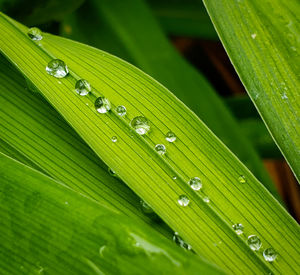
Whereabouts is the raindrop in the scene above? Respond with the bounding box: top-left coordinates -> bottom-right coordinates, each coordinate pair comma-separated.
232,223 -> 244,235
95,97 -> 111,113
116,105 -> 127,116
75,79 -> 91,96
172,176 -> 177,180
46,59 -> 69,78
108,168 -> 116,176
165,131 -> 176,142
130,116 -> 150,135
111,136 -> 118,143
173,232 -> 192,251
27,27 -> 43,41
263,248 -> 277,262
178,195 -> 190,207
247,235 -> 262,251
238,175 -> 246,183
155,144 -> 166,155
140,200 -> 154,214
188,177 -> 202,191
203,196 -> 210,203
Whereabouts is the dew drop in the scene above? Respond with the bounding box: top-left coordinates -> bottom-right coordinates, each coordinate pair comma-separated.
188,177 -> 202,191
140,200 -> 154,214
251,33 -> 257,39
203,196 -> 210,203
165,131 -> 176,142
238,175 -> 246,183
46,59 -> 69,78
75,79 -> 91,96
173,232 -> 192,251
27,27 -> 43,41
116,105 -> 127,116
111,136 -> 118,143
232,223 -> 244,235
155,144 -> 166,155
95,97 -> 111,113
247,235 -> 262,251
263,248 -> 277,262
178,195 -> 190,207
130,116 -> 150,135
108,168 -> 116,176
172,176 -> 177,180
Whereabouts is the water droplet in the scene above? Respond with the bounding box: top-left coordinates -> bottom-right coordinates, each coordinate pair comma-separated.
172,176 -> 177,180
140,200 -> 154,214
238,175 -> 246,183
130,116 -> 150,135
178,195 -> 190,207
155,144 -> 166,155
263,248 -> 277,262
46,59 -> 69,78
247,235 -> 262,251
111,136 -> 117,143
165,131 -> 176,142
95,97 -> 111,113
108,168 -> 116,176
173,232 -> 192,250
28,27 -> 43,41
75,79 -> 91,96
232,223 -> 244,235
188,177 -> 202,191
251,33 -> 257,39
203,196 -> 210,203
116,105 -> 127,116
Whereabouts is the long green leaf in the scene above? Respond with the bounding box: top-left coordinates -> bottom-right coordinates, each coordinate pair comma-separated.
0,14 -> 299,273
61,0 -> 276,196
202,0 -> 300,181
0,152 -> 222,274
0,55 -> 169,236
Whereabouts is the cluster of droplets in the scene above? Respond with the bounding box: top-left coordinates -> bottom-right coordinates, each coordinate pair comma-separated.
173,232 -> 192,251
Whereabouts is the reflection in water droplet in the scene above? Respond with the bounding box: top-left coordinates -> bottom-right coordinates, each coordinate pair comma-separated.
95,97 -> 111,113
155,144 -> 166,155
46,59 -> 69,78
247,235 -> 262,251
116,105 -> 127,116
188,177 -> 202,191
238,175 -> 246,183
263,248 -> 277,262
178,195 -> 190,207
173,232 -> 192,250
75,79 -> 91,96
111,136 -> 118,143
165,131 -> 176,142
130,116 -> 150,135
232,223 -> 244,235
28,27 -> 43,41
203,196 -> 210,203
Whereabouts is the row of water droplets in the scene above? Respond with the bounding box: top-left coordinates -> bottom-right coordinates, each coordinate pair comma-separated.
28,27 -> 277,264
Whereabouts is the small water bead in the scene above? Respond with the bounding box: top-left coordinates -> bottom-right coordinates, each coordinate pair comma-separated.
28,27 -> 43,41
263,248 -> 277,262
172,176 -> 177,180
173,232 -> 192,251
178,195 -> 190,207
188,177 -> 202,191
155,144 -> 166,155
116,105 -> 127,116
75,79 -> 91,96
140,200 -> 154,214
111,136 -> 118,143
232,223 -> 244,235
203,196 -> 210,203
238,175 -> 246,183
247,235 -> 262,251
130,116 -> 150,135
108,168 -> 116,176
95,97 -> 111,113
46,59 -> 69,78
165,131 -> 176,142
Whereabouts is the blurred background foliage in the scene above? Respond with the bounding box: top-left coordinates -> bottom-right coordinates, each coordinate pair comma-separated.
1,0 -> 298,220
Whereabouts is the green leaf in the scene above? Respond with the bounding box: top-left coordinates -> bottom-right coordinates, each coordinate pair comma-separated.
60,0 -> 277,198
147,0 -> 218,39
0,13 -> 299,273
0,152 -> 223,274
0,55 -> 170,236
202,0 -> 300,182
